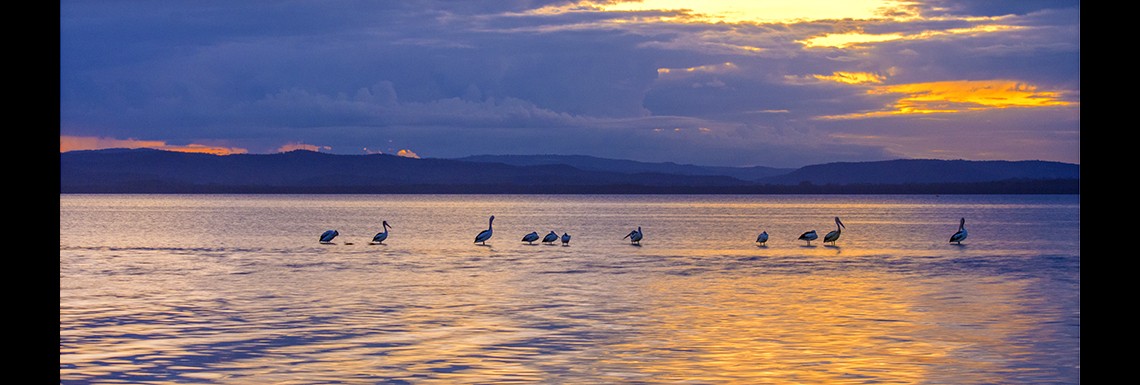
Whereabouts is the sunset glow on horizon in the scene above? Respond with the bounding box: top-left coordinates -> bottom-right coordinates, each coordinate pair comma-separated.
59,136 -> 248,156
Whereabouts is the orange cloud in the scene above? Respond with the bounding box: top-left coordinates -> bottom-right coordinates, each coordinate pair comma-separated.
819,79 -> 1072,119
59,136 -> 247,155
277,142 -> 332,153
396,149 -> 420,159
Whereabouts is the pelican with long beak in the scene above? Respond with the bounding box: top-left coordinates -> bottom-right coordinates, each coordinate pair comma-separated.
475,215 -> 495,245
371,221 -> 392,245
824,217 -> 845,245
949,218 -> 968,245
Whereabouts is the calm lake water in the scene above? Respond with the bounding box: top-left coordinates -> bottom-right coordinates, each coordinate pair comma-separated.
60,194 -> 1080,384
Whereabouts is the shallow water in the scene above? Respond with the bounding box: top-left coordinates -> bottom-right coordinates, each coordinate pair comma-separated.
60,194 -> 1080,384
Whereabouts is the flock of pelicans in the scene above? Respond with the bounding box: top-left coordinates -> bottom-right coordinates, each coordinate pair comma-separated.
318,216 -> 970,247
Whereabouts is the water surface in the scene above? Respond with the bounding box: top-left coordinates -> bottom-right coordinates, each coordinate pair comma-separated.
60,194 -> 1080,384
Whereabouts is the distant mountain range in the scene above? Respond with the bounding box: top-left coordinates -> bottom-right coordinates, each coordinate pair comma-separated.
60,149 -> 1079,194
457,154 -> 793,182
758,158 -> 1079,185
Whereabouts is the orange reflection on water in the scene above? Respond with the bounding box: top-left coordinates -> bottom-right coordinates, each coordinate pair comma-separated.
590,271 -> 1035,384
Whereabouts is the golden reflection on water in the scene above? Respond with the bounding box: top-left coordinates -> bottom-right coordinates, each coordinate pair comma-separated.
591,272 -> 1033,384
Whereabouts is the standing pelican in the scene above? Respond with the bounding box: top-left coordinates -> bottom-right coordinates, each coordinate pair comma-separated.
561,232 -> 571,246
949,217 -> 968,244
475,215 -> 495,245
319,229 -> 339,244
371,221 -> 391,245
756,231 -> 769,245
798,230 -> 818,245
823,217 -> 845,245
542,231 -> 558,244
624,226 -> 643,245
522,231 -> 540,244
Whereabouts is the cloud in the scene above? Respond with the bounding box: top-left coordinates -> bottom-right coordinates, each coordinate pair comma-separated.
802,32 -> 907,48
396,149 -> 420,158
277,142 -> 332,153
572,0 -> 920,24
813,71 -> 887,84
60,136 -> 247,155
818,79 -> 1073,119
915,0 -> 1079,18
658,62 -> 738,77
59,1 -> 1079,167
799,23 -> 1030,49
824,105 -> 1079,162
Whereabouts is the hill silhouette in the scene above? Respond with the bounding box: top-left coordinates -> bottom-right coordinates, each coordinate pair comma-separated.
60,149 -> 1079,194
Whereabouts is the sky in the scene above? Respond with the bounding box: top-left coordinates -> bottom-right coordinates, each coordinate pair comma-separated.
60,0 -> 1079,168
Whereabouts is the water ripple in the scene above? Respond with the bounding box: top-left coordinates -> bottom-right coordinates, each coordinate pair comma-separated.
61,194 -> 1080,384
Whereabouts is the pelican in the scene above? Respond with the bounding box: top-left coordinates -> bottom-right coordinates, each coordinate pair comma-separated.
823,217 -> 845,245
561,232 -> 571,246
319,229 -> 339,244
371,221 -> 391,245
949,217 -> 968,244
522,231 -> 540,244
474,215 -> 494,245
624,226 -> 643,245
798,230 -> 818,245
542,231 -> 558,244
756,231 -> 769,245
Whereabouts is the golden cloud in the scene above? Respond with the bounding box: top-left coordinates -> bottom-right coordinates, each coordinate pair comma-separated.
819,79 -> 1072,119
59,136 -> 247,155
